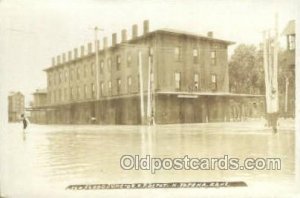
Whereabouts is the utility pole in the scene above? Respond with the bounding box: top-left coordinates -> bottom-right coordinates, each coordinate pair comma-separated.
263,14 -> 279,132
93,26 -> 103,100
146,50 -> 152,125
138,51 -> 145,124
94,27 -> 100,100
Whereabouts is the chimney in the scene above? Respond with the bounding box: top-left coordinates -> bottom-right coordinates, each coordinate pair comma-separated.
74,48 -> 78,59
121,29 -> 127,42
207,31 -> 213,38
112,33 -> 117,46
57,55 -> 61,65
52,57 -> 55,66
68,51 -> 72,61
103,37 -> 108,49
80,45 -> 85,57
143,20 -> 149,35
88,42 -> 92,54
62,53 -> 66,63
132,24 -> 138,39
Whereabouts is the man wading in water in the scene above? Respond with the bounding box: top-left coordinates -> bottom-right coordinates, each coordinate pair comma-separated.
21,114 -> 29,133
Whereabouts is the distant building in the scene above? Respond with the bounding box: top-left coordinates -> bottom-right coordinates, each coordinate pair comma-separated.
43,20 -> 264,124
279,20 -> 295,117
30,89 -> 48,123
8,92 -> 25,122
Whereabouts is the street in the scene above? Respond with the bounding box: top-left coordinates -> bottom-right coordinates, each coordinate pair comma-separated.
0,119 -> 296,197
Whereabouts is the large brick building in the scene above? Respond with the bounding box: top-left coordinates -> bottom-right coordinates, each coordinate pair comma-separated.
8,92 -> 25,122
43,21 -> 264,124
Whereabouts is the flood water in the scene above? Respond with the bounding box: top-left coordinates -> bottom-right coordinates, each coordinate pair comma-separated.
0,120 -> 297,197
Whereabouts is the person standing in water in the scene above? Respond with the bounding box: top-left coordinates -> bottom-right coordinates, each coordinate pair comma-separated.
21,114 -> 29,132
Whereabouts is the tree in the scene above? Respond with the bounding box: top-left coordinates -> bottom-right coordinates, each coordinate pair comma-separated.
229,44 -> 265,94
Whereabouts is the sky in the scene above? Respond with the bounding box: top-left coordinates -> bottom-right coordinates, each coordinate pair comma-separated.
0,0 -> 297,108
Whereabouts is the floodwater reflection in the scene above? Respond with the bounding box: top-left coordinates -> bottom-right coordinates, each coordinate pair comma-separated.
1,121 -> 295,197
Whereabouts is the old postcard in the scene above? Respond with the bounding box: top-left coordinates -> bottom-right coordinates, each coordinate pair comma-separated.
0,0 -> 298,197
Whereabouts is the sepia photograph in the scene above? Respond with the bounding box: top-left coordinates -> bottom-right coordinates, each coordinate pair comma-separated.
0,0 -> 298,197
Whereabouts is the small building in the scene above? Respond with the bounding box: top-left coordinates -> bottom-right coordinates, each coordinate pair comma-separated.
30,89 -> 48,124
279,20 -> 295,117
43,20 -> 264,125
8,92 -> 25,122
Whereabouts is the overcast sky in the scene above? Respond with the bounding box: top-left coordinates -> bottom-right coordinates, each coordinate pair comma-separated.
0,0 -> 297,106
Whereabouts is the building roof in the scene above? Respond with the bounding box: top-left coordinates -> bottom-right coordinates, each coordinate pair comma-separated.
157,91 -> 264,97
8,91 -> 24,97
282,20 -> 295,35
32,88 -> 47,95
150,28 -> 235,45
44,27 -> 235,72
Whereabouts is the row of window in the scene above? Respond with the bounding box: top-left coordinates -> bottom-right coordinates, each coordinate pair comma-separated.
48,47 -> 218,87
174,47 -> 217,64
49,72 -> 218,104
174,72 -> 217,91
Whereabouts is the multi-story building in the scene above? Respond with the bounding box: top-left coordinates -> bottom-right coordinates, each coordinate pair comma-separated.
44,20 -> 264,124
279,20 -> 295,117
30,89 -> 48,123
8,92 -> 25,122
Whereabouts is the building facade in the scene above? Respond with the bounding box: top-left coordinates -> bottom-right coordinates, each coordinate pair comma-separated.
43,21 -> 264,124
30,89 -> 48,123
279,20 -> 295,117
8,92 -> 25,122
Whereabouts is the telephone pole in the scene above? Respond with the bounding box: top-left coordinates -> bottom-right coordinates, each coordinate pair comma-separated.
93,26 -> 104,100
263,14 -> 279,132
138,51 -> 145,124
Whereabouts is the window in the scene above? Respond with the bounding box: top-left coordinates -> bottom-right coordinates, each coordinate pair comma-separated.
58,89 -> 61,102
84,84 -> 88,98
127,53 -> 132,67
77,67 -> 80,80
54,91 -> 56,103
48,92 -> 51,104
108,81 -> 112,96
77,86 -> 80,99
127,76 -> 132,93
100,60 -> 104,74
116,55 -> 121,70
64,88 -> 67,101
175,72 -> 181,90
61,88 -> 64,101
100,82 -> 104,96
194,74 -> 199,90
193,49 -> 198,63
117,78 -> 121,94
211,74 -> 216,83
91,62 -> 95,75
84,65 -> 88,78
211,51 -> 216,65
70,68 -> 73,81
288,35 -> 295,50
175,47 -> 181,61
91,83 -> 95,98
59,71 -> 63,83
56,72 -> 59,84
211,74 -> 217,91
70,87 -> 73,100
65,70 -> 68,82
107,58 -> 111,72
149,47 -> 154,56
